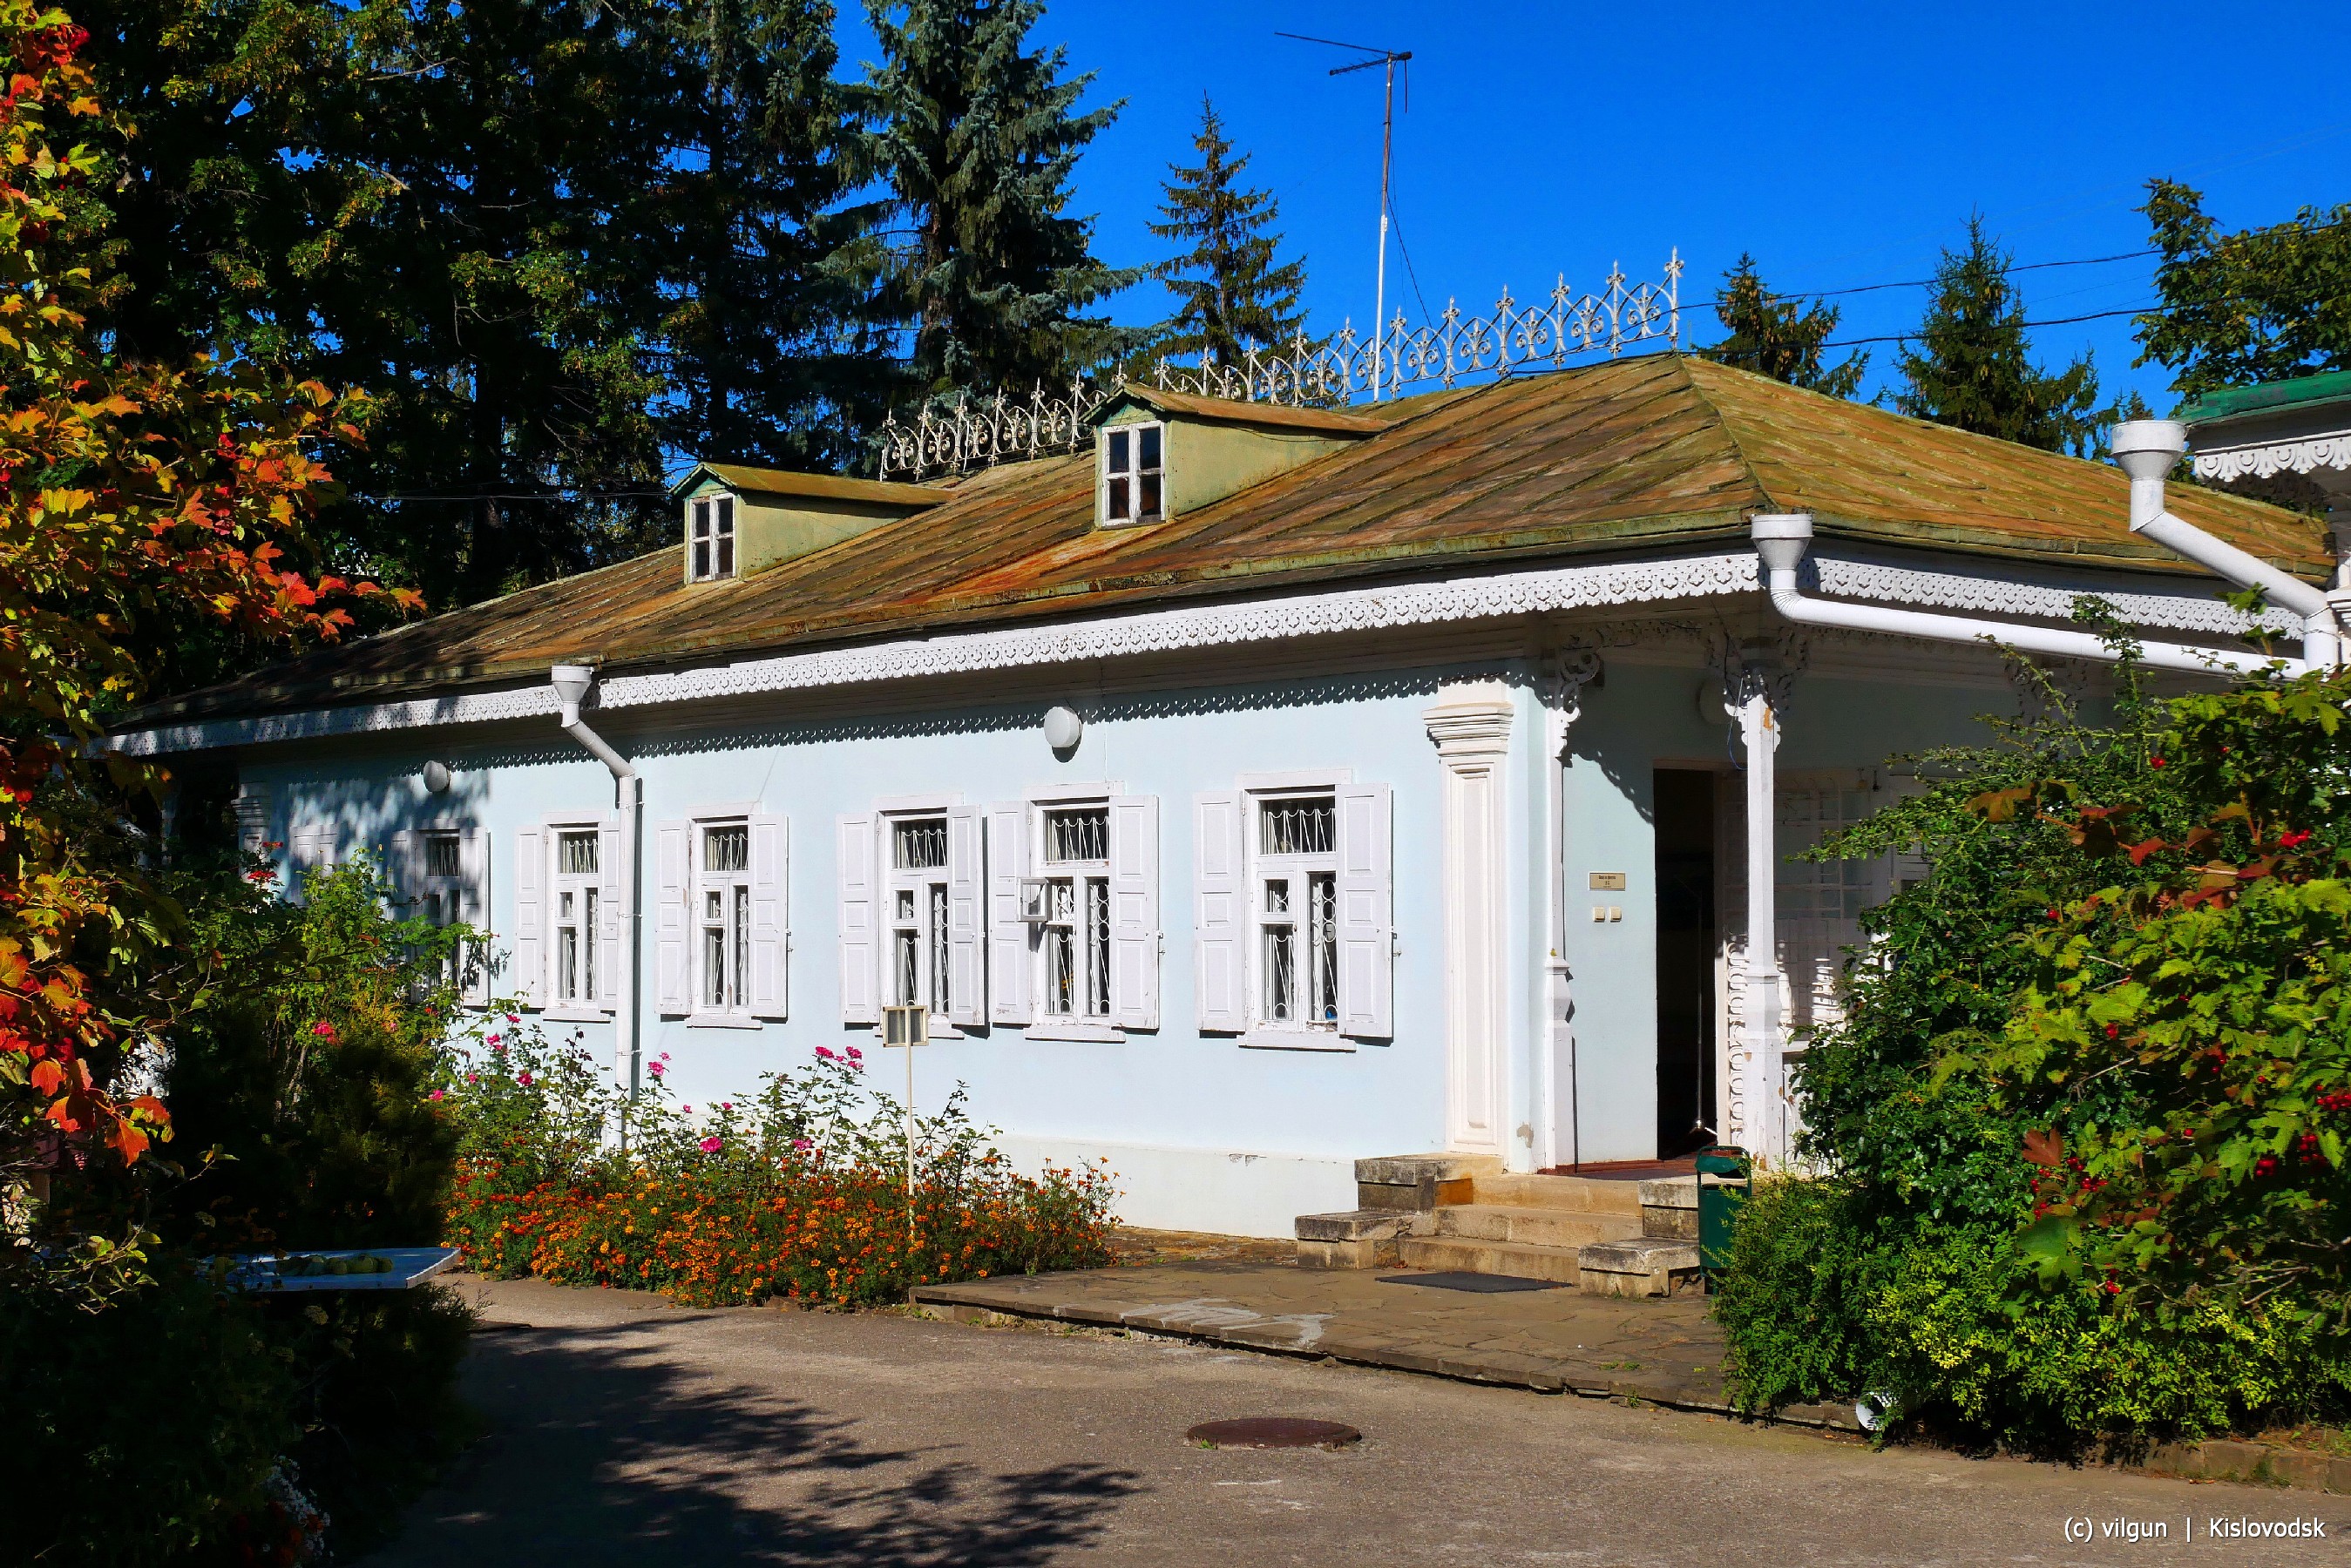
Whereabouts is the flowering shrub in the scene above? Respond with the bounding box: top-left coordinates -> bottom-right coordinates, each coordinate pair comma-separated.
438,1026 -> 1116,1308
1718,651 -> 2351,1449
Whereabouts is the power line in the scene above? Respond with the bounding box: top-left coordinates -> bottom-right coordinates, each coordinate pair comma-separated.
1707,304 -> 2156,363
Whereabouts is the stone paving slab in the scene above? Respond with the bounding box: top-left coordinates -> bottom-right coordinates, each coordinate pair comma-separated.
911,1260 -> 1860,1429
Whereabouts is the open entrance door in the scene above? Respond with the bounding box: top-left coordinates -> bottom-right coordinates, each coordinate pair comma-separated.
1653,769 -> 1718,1157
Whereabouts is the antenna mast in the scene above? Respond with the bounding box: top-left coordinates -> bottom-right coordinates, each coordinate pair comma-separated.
1277,31 -> 1413,401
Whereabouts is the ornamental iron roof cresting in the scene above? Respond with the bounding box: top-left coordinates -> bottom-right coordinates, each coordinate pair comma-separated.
876,253 -> 1683,481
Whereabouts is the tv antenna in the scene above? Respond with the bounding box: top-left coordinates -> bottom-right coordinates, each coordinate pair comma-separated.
1277,30 -> 1412,400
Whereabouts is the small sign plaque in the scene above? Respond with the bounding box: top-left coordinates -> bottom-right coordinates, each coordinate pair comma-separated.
1589,871 -> 1627,890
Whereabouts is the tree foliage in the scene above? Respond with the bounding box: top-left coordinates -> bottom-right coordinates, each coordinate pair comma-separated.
1146,95 -> 1306,368
0,1 -> 396,1302
2134,178 -> 2351,398
857,0 -> 1144,393
1894,215 -> 2105,456
1716,645 -> 2351,1446
1697,253 -> 1867,398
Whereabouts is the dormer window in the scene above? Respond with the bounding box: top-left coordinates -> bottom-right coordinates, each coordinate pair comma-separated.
691,494 -> 736,580
1100,422 -> 1163,526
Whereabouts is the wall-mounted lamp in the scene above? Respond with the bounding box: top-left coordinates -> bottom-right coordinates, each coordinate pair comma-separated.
1042,705 -> 1082,752
422,760 -> 452,794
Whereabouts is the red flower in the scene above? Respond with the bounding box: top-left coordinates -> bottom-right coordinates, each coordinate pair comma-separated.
2280,829 -> 2313,848
309,1020 -> 338,1042
2149,755 -> 2165,768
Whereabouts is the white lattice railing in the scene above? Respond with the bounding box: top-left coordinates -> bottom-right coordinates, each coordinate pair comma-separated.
876,253 -> 1681,481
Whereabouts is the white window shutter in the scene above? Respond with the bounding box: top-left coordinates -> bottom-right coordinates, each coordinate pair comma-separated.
458,828 -> 491,1007
1337,782 -> 1394,1038
1108,794 -> 1160,1029
748,813 -> 789,1019
945,806 -> 984,1028
513,825 -> 545,1008
288,821 -> 338,902
654,821 -> 691,1014
1194,792 -> 1246,1032
597,817 -> 624,1009
234,783 -> 273,857
986,801 -> 1033,1026
836,814 -> 878,1024
389,830 -> 418,912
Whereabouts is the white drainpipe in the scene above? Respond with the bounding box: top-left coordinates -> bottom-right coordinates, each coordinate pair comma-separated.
2114,420 -> 2338,667
1738,432 -> 2337,1163
550,664 -> 643,1108
1734,656 -> 1785,1166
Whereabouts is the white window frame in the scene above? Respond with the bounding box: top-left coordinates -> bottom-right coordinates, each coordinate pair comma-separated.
1249,787 -> 1344,1045
993,785 -> 1159,1042
886,808 -> 955,1027
1098,421 -> 1165,527
391,823 -> 490,1007
692,814 -> 756,1026
547,821 -> 604,1018
520,814 -> 619,1022
1196,769 -> 1391,1051
689,491 -> 737,581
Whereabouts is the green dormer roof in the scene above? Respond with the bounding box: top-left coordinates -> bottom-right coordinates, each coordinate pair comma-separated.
2174,368 -> 2351,428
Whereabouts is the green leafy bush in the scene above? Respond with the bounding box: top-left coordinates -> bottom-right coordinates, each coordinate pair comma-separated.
1720,654 -> 2351,1448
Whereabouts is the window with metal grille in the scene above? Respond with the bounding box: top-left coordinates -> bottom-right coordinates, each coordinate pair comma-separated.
1254,795 -> 1338,1030
696,820 -> 751,1012
1043,808 -> 1108,862
892,817 -> 947,869
887,816 -> 952,1018
1259,797 -> 1335,855
552,828 -> 600,1004
424,833 -> 461,879
1100,422 -> 1163,526
691,495 -> 736,581
559,830 -> 599,876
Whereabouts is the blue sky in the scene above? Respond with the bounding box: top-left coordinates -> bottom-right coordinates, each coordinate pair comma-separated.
843,0 -> 2349,414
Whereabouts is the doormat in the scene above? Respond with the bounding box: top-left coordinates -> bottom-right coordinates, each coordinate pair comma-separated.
1375,1271 -> 1564,1294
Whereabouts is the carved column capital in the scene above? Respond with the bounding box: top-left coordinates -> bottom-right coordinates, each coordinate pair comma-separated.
1423,682 -> 1515,769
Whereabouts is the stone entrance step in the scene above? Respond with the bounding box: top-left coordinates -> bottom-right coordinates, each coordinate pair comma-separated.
1394,1234 -> 1588,1284
1432,1202 -> 1638,1251
1295,1155 -> 1714,1294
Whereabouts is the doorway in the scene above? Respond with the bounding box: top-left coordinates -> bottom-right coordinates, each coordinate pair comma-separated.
1653,769 -> 1718,1158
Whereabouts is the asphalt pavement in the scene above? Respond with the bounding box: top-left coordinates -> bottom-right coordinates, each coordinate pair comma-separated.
359,1273 -> 2348,1567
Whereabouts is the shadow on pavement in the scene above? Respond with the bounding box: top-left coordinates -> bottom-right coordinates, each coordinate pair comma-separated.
363,1318 -> 1143,1565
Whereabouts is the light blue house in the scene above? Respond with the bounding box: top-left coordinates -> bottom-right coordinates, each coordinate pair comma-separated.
116,352 -> 2333,1248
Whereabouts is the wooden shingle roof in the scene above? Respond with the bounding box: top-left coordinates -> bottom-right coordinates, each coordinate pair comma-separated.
146,355 -> 2327,724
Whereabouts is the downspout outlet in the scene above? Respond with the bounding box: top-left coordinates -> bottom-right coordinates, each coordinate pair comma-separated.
551,662 -> 596,727
2111,420 -> 2186,531
1751,512 -> 1814,580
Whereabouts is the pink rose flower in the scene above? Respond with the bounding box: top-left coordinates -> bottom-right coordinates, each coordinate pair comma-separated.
814,1045 -> 836,1061
720,1102 -> 732,1112
790,1138 -> 813,1152
682,1105 -> 692,1115
845,1046 -> 863,1061
517,1071 -> 533,1086
309,1021 -> 338,1041
647,1060 -> 665,1078
486,1033 -> 501,1045
505,1013 -> 520,1024
428,1088 -> 445,1101
465,1073 -> 478,1084
699,1135 -> 723,1154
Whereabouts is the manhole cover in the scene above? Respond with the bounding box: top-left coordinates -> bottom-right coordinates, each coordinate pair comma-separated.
1186,1417 -> 1361,1450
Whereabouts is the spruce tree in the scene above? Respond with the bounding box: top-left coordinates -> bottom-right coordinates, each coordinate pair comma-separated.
1894,215 -> 2104,456
858,0 -> 1145,394
2135,178 -> 2351,398
652,0 -> 890,475
1148,96 -> 1309,368
1697,254 -> 1866,397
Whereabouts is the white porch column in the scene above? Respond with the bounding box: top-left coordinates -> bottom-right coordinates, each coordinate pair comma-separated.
1736,646 -> 1788,1167
1540,650 -> 1602,1171
1425,683 -> 1516,1163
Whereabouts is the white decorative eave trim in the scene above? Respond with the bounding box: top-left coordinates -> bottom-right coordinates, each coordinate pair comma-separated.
107,548 -> 2283,756
2190,429 -> 2351,484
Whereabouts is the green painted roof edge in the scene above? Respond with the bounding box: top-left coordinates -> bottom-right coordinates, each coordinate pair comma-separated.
2173,368 -> 2351,427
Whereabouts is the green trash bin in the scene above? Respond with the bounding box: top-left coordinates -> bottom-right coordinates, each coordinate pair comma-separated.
1695,1145 -> 1752,1287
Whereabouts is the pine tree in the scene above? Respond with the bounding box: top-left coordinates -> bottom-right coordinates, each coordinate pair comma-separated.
858,0 -> 1145,394
652,0 -> 891,475
1697,254 -> 1866,398
1148,96 -> 1308,368
1894,215 -> 2104,456
2135,178 -> 2351,399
